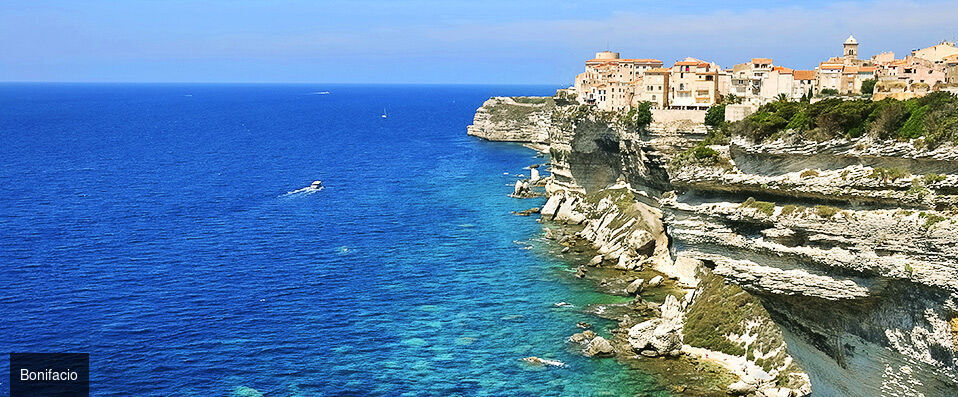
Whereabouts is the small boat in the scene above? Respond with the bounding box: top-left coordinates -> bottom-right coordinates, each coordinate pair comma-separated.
381,108 -> 388,118
309,180 -> 323,190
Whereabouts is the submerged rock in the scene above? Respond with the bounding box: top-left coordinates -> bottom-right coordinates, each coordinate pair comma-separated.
522,356 -> 566,367
512,207 -> 541,216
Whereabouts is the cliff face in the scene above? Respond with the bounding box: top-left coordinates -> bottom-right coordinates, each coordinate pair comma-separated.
469,94 -> 958,397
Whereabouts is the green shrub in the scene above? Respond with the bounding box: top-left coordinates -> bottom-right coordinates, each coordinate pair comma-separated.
780,204 -> 802,216
820,88 -> 839,96
814,205 -> 840,218
723,92 -> 958,145
919,212 -> 946,229
672,142 -> 729,169
741,197 -> 775,216
868,167 -> 910,182
923,173 -> 946,184
906,182 -> 931,199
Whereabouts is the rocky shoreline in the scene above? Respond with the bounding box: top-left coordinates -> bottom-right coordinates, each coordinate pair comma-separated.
510,156 -> 797,396
470,92 -> 958,396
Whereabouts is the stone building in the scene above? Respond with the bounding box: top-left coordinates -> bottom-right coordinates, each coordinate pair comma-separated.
668,58 -> 721,109
641,68 -> 670,109
573,51 -> 663,111
911,41 -> 958,63
728,58 -> 808,104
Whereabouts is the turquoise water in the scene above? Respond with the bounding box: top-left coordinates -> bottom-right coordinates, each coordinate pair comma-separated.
0,84 -> 672,396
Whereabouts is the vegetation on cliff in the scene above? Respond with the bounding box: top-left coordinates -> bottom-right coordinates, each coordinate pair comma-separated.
684,270 -> 798,379
729,91 -> 958,148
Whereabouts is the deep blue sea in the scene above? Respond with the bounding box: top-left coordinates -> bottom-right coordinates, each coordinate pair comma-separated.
0,84 -> 668,396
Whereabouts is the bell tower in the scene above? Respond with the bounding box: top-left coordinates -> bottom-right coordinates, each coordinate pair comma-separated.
843,35 -> 859,60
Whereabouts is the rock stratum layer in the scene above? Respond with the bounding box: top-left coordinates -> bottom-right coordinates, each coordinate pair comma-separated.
469,94 -> 958,397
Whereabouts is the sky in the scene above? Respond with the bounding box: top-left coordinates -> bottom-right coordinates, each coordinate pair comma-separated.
2,0 -> 957,84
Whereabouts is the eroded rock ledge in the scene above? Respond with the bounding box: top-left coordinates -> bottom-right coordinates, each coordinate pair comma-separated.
470,93 -> 958,397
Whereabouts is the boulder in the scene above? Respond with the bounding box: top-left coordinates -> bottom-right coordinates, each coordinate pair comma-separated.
530,167 -> 540,183
587,255 -> 604,267
627,319 -> 658,351
647,275 -> 664,288
554,197 -> 585,224
625,278 -> 645,295
541,195 -> 564,218
625,229 -> 656,253
584,336 -> 615,357
511,180 -> 534,198
628,295 -> 684,356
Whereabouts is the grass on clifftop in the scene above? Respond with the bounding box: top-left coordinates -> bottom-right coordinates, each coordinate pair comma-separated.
511,96 -> 553,104
728,91 -> 958,147
488,98 -> 554,123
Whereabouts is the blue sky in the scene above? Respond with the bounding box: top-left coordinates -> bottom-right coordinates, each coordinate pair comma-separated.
2,0 -> 957,84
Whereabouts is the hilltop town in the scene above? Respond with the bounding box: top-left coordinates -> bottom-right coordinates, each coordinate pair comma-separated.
571,36 -> 958,121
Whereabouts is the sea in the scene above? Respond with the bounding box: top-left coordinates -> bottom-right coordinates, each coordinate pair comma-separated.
0,84 -> 671,396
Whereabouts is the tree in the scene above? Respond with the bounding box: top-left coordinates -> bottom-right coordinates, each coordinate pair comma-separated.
705,104 -> 727,128
820,88 -> 839,97
775,93 -> 790,102
861,79 -> 877,95
722,94 -> 743,105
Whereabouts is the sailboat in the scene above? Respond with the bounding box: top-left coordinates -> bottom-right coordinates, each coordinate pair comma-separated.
381,107 -> 388,118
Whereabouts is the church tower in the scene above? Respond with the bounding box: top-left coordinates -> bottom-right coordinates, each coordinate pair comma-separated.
843,35 -> 859,60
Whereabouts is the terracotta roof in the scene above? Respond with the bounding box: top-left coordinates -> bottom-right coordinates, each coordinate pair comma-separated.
773,66 -> 794,74
696,62 -> 711,68
647,68 -> 671,74
793,70 -> 815,80
820,64 -> 844,70
674,61 -> 699,66
858,66 -> 876,73
752,58 -> 773,64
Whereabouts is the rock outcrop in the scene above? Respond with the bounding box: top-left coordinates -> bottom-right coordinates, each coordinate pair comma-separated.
466,97 -> 553,143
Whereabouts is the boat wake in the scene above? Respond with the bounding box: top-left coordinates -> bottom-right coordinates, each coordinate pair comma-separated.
280,180 -> 325,197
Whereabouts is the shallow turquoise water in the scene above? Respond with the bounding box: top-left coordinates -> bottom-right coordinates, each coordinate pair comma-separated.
0,84 -> 672,396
